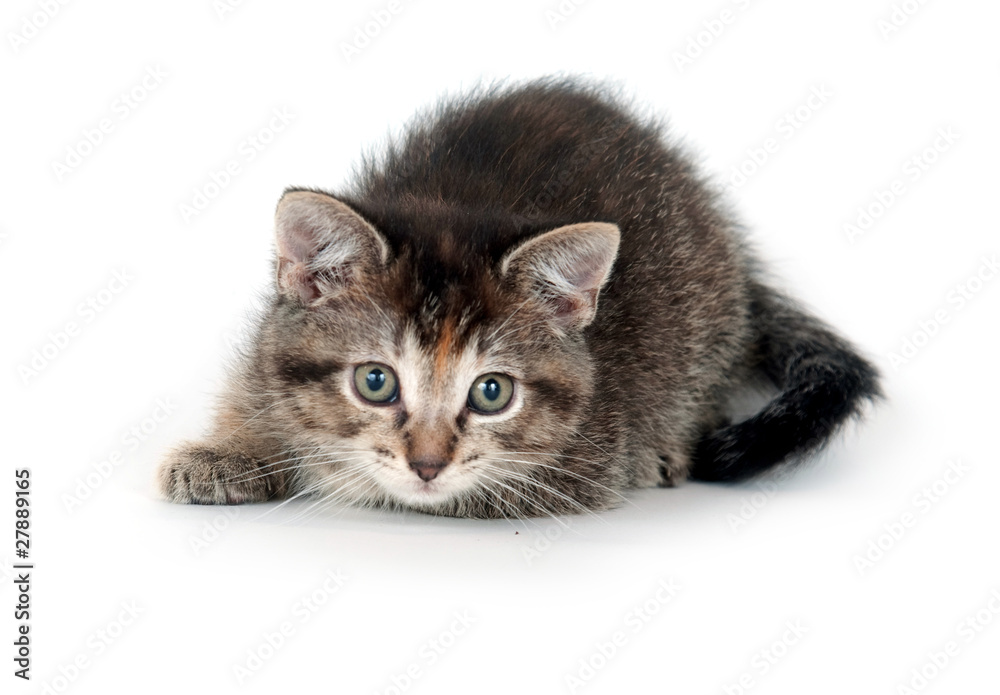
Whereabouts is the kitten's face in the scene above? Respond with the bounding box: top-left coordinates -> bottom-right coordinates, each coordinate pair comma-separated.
259,191 -> 619,516
265,290 -> 591,514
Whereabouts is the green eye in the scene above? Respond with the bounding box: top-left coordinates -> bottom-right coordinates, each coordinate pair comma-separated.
468,373 -> 514,413
353,363 -> 399,404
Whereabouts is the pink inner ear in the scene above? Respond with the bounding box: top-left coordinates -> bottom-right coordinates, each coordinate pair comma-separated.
277,220 -> 320,266
565,261 -> 609,295
504,222 -> 619,329
279,260 -> 320,302
274,210 -> 325,302
551,293 -> 587,320
274,192 -> 391,304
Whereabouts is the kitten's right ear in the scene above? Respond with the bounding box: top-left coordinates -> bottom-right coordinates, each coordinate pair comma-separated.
274,190 -> 389,304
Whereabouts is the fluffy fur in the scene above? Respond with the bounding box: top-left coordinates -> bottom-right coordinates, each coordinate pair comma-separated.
158,78 -> 880,518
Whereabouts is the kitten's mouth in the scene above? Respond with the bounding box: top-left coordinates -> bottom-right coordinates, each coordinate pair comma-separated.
410,478 -> 452,499
416,481 -> 443,496
380,471 -> 468,508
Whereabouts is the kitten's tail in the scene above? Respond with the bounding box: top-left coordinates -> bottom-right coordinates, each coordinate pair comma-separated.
688,281 -> 882,482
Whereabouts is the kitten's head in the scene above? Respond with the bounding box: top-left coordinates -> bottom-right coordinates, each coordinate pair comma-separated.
256,190 -> 620,517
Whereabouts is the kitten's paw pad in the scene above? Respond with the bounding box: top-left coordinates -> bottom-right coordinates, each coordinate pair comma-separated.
158,446 -> 283,505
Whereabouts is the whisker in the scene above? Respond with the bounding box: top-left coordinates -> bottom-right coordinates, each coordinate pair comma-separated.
307,470 -> 387,523
222,456 -> 366,485
250,477 -> 332,521
257,442 -> 362,462
217,396 -> 297,443
474,469 -> 571,528
226,449 -> 372,479
470,486 -> 523,527
482,455 -> 637,508
474,471 -> 545,523
282,461 -> 382,524
476,463 -> 604,524
571,430 -> 619,463
481,297 -> 532,346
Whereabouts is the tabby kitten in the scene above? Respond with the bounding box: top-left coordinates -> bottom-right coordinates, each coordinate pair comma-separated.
158,79 -> 880,518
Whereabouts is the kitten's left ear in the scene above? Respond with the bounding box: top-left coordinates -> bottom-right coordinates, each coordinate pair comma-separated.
274,190 -> 389,304
500,222 -> 620,330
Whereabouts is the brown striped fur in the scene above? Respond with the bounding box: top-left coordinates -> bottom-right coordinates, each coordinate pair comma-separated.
157,78 -> 880,518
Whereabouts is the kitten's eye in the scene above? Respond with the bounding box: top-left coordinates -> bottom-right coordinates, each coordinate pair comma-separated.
468,373 -> 514,414
353,363 -> 399,404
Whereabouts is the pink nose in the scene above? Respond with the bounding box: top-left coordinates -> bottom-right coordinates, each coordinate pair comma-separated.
409,459 -> 448,482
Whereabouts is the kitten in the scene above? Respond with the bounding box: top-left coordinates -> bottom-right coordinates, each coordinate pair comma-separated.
158,78 -> 880,518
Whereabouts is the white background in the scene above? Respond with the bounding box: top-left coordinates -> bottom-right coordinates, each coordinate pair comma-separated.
2,0 -> 998,693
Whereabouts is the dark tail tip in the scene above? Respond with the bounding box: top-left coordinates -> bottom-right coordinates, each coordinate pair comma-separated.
689,290 -> 882,483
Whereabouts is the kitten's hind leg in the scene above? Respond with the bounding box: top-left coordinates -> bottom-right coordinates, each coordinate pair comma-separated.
158,443 -> 288,505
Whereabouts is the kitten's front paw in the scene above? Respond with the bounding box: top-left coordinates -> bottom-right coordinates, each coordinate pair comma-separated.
158,445 -> 285,505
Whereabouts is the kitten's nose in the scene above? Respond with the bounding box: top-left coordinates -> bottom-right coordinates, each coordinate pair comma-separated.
409,459 -> 448,482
